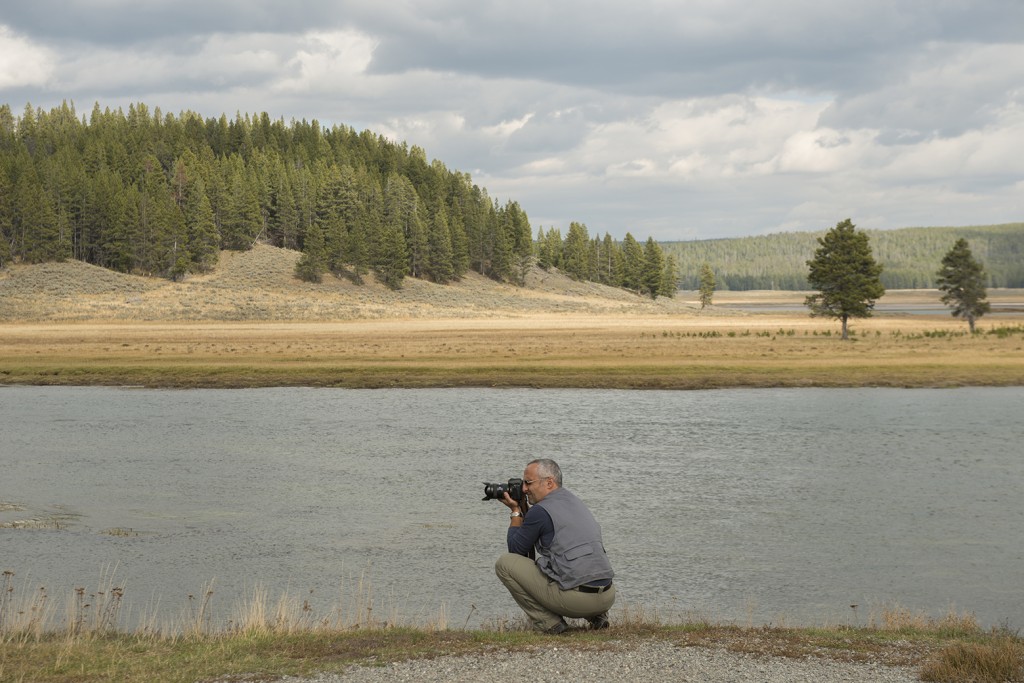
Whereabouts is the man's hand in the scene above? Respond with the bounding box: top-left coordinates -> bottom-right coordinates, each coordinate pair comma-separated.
501,492 -> 521,514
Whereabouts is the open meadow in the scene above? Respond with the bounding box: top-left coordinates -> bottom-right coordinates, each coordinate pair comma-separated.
1,245 -> 1023,389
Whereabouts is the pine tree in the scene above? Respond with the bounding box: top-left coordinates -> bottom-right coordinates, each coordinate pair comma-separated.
447,197 -> 469,277
0,162 -> 13,267
490,201 -> 515,282
316,164 -> 347,271
375,221 -> 409,289
15,166 -> 63,263
221,155 -> 261,250
425,204 -> 455,284
184,177 -> 219,273
699,262 -> 715,309
620,233 -> 644,292
642,237 -> 665,299
137,154 -> 185,276
344,205 -> 370,283
295,218 -> 327,283
506,200 -> 533,285
936,238 -> 991,332
537,226 -> 562,271
561,222 -> 591,281
269,165 -> 299,250
588,237 -> 603,283
0,103 -> 14,144
536,227 -> 551,270
41,148 -> 85,261
347,168 -> 382,283
600,233 -> 619,285
463,185 -> 490,275
99,179 -> 139,273
384,173 -> 425,278
805,219 -> 885,339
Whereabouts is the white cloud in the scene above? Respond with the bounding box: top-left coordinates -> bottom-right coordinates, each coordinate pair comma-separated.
277,30 -> 378,93
774,128 -> 872,174
0,25 -> 54,88
482,113 -> 534,138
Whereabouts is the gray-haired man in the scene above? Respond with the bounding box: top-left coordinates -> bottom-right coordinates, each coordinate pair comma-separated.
496,458 -> 615,634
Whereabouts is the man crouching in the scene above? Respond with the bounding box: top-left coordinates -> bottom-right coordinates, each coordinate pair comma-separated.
495,458 -> 615,634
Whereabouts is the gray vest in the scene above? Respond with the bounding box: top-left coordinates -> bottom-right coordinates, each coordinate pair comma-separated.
533,488 -> 614,589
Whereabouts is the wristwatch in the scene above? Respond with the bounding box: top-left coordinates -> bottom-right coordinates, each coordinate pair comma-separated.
510,511 -> 523,517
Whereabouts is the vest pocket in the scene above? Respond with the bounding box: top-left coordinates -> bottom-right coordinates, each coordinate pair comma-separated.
564,542 -> 595,560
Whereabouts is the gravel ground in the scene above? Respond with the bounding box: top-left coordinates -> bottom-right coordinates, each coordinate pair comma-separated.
276,640 -> 919,683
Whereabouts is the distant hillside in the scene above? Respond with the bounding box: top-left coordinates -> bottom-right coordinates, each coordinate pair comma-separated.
665,223 -> 1024,290
0,243 -> 694,322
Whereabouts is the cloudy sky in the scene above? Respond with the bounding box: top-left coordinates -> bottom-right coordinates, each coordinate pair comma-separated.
2,1 -> 1022,241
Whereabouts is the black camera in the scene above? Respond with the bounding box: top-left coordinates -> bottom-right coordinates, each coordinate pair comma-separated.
482,477 -> 524,501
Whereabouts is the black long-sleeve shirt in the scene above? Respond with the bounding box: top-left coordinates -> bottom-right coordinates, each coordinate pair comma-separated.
507,505 -> 554,556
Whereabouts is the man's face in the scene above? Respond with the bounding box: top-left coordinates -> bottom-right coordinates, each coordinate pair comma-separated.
522,463 -> 554,504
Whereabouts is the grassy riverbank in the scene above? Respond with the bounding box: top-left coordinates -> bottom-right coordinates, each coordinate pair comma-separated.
2,245 -> 1024,389
3,571 -> 1019,682
2,317 -> 1024,389
2,610 -> 1021,682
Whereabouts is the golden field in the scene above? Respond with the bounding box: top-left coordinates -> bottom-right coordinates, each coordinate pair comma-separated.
1,245 -> 1022,389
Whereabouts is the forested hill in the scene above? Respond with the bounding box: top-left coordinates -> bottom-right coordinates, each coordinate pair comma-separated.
4,103 -> 1019,296
0,101 -> 676,298
665,223 -> 1024,290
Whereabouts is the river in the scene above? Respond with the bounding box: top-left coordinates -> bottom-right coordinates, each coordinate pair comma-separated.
1,386 -> 1021,631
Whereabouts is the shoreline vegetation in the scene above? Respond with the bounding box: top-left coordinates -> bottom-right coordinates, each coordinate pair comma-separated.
1,570 -> 1021,683
2,244 -> 1024,390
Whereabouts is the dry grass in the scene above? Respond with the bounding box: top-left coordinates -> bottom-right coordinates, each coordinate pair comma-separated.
0,245 -> 672,321
1,246 -> 1023,389
3,576 -> 1020,683
920,638 -> 1024,682
7,242 -> 1019,322
0,566 -> 430,644
4,568 -> 1021,682
2,315 -> 1023,389
662,608 -> 1023,682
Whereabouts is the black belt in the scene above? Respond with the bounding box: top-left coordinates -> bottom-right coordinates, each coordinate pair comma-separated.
577,582 -> 612,594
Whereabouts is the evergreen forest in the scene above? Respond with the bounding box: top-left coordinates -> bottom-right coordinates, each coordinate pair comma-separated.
666,223 -> 1024,290
3,101 -> 1020,296
0,101 -> 676,298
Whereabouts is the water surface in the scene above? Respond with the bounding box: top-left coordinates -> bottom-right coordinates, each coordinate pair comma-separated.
2,386 -> 1021,630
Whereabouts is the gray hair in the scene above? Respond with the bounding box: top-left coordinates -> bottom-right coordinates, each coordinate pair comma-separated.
528,458 -> 563,487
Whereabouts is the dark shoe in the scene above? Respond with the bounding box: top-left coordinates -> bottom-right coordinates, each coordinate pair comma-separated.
544,619 -> 569,635
587,612 -> 610,630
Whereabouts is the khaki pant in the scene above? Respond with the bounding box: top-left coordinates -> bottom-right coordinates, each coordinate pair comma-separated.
495,552 -> 615,631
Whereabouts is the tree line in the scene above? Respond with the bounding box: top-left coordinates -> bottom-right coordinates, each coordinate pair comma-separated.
666,223 -> 1024,290
0,101 -> 674,298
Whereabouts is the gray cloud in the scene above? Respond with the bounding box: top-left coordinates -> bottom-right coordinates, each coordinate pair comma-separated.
2,0 -> 1022,239
0,0 -> 336,44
